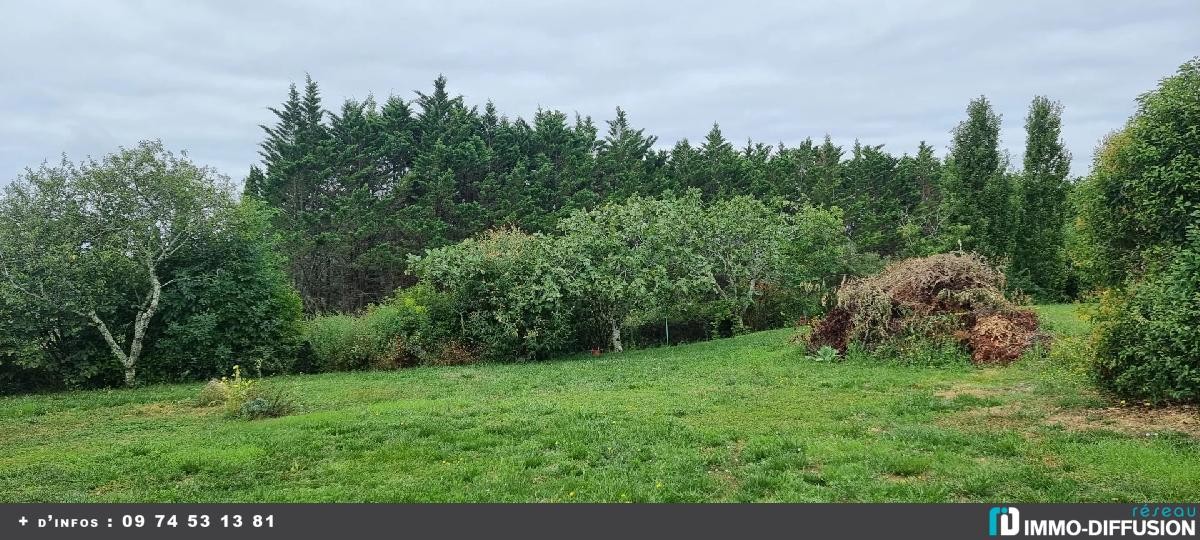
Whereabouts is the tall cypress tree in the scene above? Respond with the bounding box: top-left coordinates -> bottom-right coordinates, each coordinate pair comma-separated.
943,96 -> 1012,259
808,136 -> 844,209
768,138 -> 818,203
256,75 -> 334,312
842,142 -> 902,254
1011,96 -> 1071,298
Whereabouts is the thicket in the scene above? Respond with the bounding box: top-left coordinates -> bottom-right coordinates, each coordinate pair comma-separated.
292,194 -> 860,369
0,143 -> 305,392
4,60 -> 1162,392
1076,58 -> 1200,403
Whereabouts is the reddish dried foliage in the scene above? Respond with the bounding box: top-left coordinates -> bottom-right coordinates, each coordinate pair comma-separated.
808,253 -> 1044,364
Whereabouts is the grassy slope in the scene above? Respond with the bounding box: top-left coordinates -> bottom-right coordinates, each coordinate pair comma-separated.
1,305 -> 1196,502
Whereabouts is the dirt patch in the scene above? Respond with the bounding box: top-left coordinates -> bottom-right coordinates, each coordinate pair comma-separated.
937,394 -> 1200,439
933,381 -> 1034,400
1046,405 -> 1200,437
123,402 -> 191,418
942,402 -> 1033,433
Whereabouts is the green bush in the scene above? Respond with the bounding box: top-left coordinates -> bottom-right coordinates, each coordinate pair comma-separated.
304,314 -> 366,371
144,200 -> 306,381
303,290 -> 432,371
1074,58 -> 1200,288
410,227 -> 578,361
1092,238 -> 1200,403
411,195 -> 861,358
1076,58 -> 1200,404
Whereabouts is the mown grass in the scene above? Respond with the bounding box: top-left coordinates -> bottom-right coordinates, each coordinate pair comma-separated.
1,304 -> 1196,502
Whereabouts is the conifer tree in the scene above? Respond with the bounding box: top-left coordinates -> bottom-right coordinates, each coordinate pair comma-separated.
695,123 -> 742,199
1011,96 -> 1071,298
942,96 -> 1012,260
895,142 -> 949,256
808,136 -> 844,209
595,108 -> 658,200
842,142 -> 902,254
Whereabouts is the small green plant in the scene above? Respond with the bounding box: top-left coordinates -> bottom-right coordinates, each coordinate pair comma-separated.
193,378 -> 229,407
235,385 -> 298,420
806,345 -> 839,363
219,365 -> 256,415
196,364 -> 298,420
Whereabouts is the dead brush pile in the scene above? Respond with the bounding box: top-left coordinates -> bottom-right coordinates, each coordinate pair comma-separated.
807,252 -> 1044,364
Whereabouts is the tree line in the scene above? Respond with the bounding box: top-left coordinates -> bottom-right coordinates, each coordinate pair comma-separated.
249,76 -> 1075,314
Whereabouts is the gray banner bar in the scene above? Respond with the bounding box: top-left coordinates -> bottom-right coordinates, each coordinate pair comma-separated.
1,503 -> 1196,539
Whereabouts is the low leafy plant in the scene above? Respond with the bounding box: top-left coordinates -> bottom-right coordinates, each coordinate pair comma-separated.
193,378 -> 229,407
234,385 -> 298,420
806,345 -> 839,363
218,365 -> 258,415
204,365 -> 298,420
844,337 -> 971,367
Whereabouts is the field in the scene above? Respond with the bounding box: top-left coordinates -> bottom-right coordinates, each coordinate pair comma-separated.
1,304 -> 1197,502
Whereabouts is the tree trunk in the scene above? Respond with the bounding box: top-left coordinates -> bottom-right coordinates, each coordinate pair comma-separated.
735,278 -> 756,334
89,310 -> 133,384
87,261 -> 164,387
610,318 -> 624,353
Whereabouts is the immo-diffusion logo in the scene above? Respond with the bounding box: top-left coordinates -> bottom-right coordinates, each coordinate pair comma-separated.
989,507 -> 1020,536
987,505 -> 1196,537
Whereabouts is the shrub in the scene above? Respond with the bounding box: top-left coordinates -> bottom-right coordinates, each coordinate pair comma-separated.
410,195 -> 863,359
1092,238 -> 1200,403
302,290 -> 432,371
1074,58 -> 1200,288
303,314 -> 361,371
143,199 -> 306,382
361,294 -> 432,366
410,227 -> 578,361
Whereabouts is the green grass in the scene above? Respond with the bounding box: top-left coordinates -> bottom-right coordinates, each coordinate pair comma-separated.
1,304 -> 1197,502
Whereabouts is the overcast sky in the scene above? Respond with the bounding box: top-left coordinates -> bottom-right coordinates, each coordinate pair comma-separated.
2,1 -> 1197,184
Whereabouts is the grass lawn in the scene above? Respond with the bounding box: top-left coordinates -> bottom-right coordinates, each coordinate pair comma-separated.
2,304 -> 1197,502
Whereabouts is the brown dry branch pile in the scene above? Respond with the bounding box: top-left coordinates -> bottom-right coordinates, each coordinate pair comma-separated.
808,252 -> 1044,364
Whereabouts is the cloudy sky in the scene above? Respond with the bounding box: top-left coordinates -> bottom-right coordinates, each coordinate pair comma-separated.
2,1 -> 1197,184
